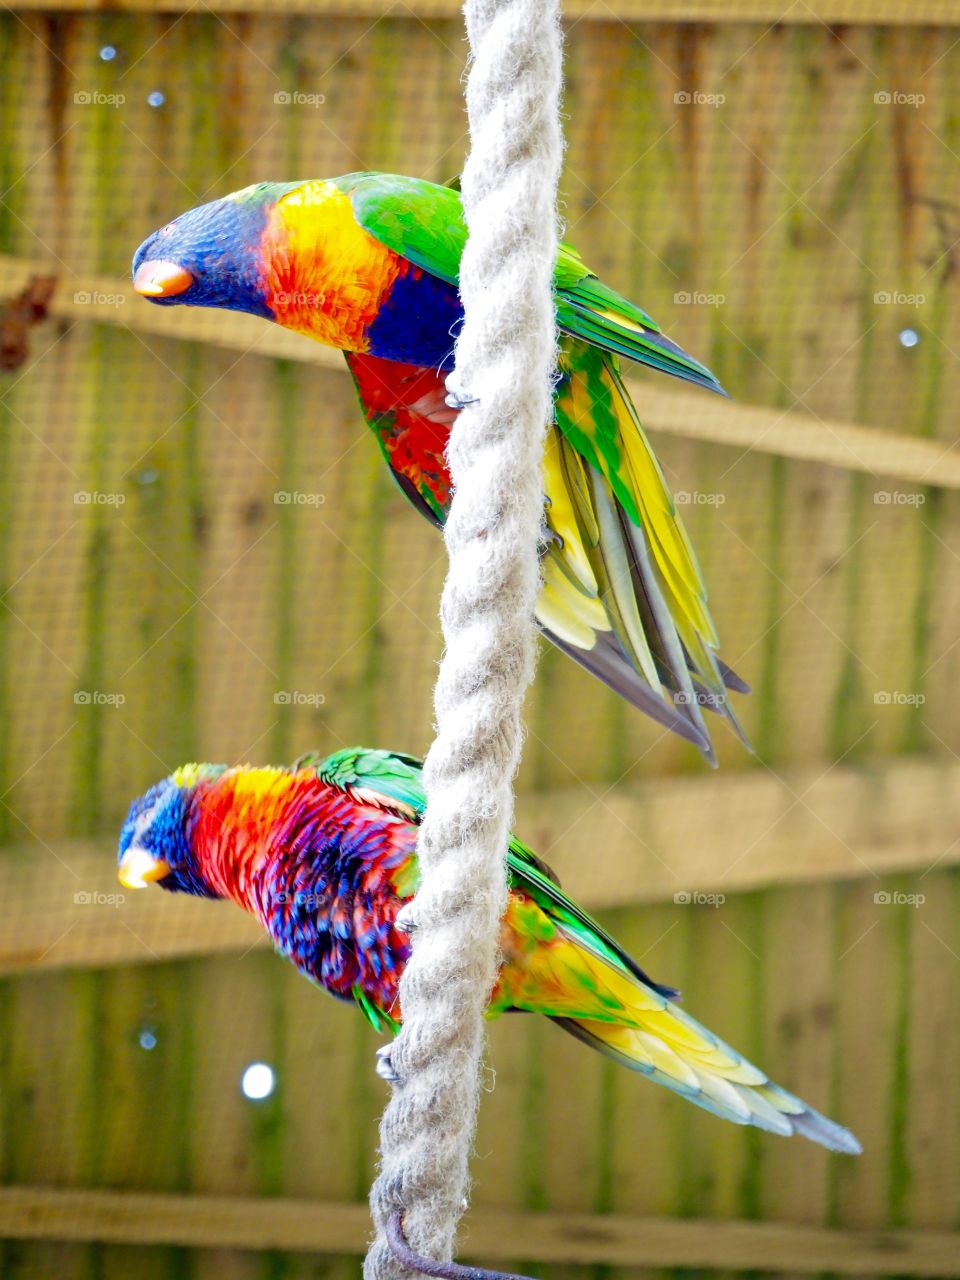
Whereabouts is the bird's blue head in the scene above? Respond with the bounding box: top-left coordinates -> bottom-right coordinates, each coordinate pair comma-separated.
118,765 -> 226,898
131,183 -> 301,317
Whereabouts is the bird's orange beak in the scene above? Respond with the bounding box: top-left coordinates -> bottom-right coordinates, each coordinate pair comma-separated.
118,846 -> 171,889
133,260 -> 194,298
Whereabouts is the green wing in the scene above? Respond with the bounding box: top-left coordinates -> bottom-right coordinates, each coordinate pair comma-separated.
309,745 -> 427,817
341,171 -> 724,394
309,746 -> 551,878
339,170 -> 582,288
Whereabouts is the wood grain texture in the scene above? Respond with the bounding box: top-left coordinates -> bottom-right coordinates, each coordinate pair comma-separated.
3,1187 -> 960,1273
3,0 -> 960,22
0,14 -> 959,1271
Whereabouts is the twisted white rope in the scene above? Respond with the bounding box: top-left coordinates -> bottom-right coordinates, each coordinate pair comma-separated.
363,3 -> 563,1277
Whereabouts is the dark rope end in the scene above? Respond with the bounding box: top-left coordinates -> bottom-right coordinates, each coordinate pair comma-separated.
385,1213 -> 536,1280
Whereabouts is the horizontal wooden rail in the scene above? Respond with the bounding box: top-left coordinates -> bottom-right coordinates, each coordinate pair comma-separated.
3,755 -> 958,976
1,1186 -> 959,1274
4,255 -> 957,491
634,385 -> 960,490
3,0 -> 959,23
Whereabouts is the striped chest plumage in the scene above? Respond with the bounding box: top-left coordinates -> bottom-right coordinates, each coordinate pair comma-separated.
190,768 -> 415,1008
259,180 -> 463,364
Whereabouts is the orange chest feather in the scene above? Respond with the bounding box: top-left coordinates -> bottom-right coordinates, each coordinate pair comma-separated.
259,181 -> 404,351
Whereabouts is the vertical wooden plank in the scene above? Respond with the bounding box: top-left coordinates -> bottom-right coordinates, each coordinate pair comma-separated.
472,997 -> 541,1213
268,980 -> 383,1280
2,1241 -> 97,1280
831,876 -> 903,1229
188,952 -> 279,1280
906,30 -> 960,760
94,961 -> 195,1193
761,881 -> 841,1280
1,20 -> 91,838
292,16 -> 386,177
98,7 -> 222,794
605,901 -> 690,1210
678,893 -> 765,1222
3,970 -> 102,1187
190,346 -> 282,763
0,34 -> 108,1230
270,363 -> 385,758
276,956 -> 380,1280
734,26 -> 861,768
840,27 -> 943,763
903,869 -> 960,1229
602,901 -> 691,1280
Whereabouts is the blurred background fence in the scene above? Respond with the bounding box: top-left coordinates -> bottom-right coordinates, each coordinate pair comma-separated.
2,2 -> 960,1278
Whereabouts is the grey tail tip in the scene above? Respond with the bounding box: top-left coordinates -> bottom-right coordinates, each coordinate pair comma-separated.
793,1110 -> 863,1156
719,659 -> 750,695
683,715 -> 717,766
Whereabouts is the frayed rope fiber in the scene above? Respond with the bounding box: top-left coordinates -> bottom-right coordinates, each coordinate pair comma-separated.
363,3 -> 563,1278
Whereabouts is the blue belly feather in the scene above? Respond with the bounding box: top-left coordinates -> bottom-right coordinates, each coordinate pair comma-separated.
365,267 -> 464,368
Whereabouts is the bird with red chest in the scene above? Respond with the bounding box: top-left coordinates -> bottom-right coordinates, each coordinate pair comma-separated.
132,172 -> 751,761
118,747 -> 861,1155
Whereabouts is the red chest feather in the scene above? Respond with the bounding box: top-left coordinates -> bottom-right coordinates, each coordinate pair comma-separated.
346,353 -> 455,514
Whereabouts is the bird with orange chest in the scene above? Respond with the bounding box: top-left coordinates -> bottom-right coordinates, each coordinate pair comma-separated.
132,172 -> 750,763
118,746 -> 861,1155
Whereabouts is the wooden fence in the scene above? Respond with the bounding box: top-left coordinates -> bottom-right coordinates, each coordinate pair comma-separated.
1,5 -> 960,1278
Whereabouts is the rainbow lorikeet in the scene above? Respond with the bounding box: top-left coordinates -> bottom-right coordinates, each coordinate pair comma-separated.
132,174 -> 749,762
118,747 -> 859,1154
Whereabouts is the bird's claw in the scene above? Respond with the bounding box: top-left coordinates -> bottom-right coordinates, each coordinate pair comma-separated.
394,903 -> 417,934
376,1043 -> 400,1084
444,387 -> 479,411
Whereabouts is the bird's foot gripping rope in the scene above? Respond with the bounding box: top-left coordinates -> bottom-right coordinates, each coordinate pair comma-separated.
386,1214 -> 536,1280
375,1044 -> 401,1084
443,380 -> 480,411
393,902 -> 418,934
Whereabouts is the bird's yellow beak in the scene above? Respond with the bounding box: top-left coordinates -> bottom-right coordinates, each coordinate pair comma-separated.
133,260 -> 194,298
118,846 -> 171,889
